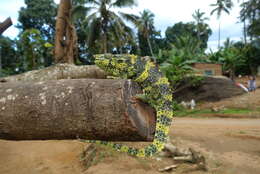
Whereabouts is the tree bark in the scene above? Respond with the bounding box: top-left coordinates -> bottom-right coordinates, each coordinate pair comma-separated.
0,17 -> 12,35
0,64 -> 107,83
0,79 -> 156,141
54,0 -> 77,64
147,37 -> 155,62
218,20 -> 221,49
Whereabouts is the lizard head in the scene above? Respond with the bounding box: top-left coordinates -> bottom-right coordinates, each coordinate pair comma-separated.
94,54 -> 138,78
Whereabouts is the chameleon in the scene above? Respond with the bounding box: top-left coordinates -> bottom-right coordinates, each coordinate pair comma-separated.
80,54 -> 173,157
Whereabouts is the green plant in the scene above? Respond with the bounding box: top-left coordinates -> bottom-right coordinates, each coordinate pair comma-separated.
210,0 -> 233,48
159,46 -> 198,91
172,101 -> 185,111
174,108 -> 258,117
20,29 -> 52,70
74,0 -> 137,53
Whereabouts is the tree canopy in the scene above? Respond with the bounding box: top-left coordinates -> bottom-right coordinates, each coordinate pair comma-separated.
0,0 -> 260,78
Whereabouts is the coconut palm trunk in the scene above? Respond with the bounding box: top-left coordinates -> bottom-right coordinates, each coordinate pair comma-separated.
218,20 -> 221,48
243,20 -> 247,44
103,29 -> 108,53
210,0 -> 233,49
147,37 -> 154,59
242,0 -> 247,44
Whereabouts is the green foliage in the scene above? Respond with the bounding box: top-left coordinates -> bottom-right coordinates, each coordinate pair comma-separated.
192,9 -> 211,49
1,0 -> 259,79
0,36 -> 21,76
122,9 -> 164,57
172,101 -> 185,111
175,108 -> 259,117
210,0 -> 233,18
135,10 -> 156,57
240,0 -> 260,39
0,32 -> 53,77
208,38 -> 256,77
20,29 -> 52,70
18,0 -> 57,41
166,22 -> 194,44
159,48 -> 197,91
242,41 -> 260,75
219,40 -> 245,78
210,0 -> 233,48
17,0 -> 56,68
172,34 -> 205,58
165,22 -> 212,50
74,0 -> 137,54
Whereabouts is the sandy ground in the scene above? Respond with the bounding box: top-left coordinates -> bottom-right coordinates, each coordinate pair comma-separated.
171,118 -> 260,174
199,87 -> 260,110
0,118 -> 260,174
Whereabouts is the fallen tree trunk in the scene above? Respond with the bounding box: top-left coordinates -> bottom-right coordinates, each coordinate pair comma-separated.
0,64 -> 107,83
0,79 -> 156,141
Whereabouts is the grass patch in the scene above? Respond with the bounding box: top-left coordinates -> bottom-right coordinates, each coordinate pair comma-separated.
219,108 -> 252,114
174,109 -> 212,117
80,144 -> 120,169
174,108 -> 260,117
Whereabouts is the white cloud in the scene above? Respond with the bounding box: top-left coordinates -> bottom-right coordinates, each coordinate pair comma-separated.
207,36 -> 243,52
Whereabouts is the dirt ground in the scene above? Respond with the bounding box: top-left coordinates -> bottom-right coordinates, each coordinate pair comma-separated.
1,78 -> 260,174
199,84 -> 260,110
0,117 -> 260,174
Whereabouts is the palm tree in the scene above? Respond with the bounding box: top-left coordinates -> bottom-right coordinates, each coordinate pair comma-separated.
192,9 -> 209,41
160,48 -> 196,91
122,9 -> 156,59
137,10 -> 155,59
222,46 -> 244,80
223,37 -> 234,49
74,0 -> 137,53
210,0 -> 233,48
240,0 -> 258,41
238,0 -> 248,44
173,34 -> 203,60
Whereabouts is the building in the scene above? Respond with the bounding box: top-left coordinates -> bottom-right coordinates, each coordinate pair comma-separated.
192,63 -> 222,76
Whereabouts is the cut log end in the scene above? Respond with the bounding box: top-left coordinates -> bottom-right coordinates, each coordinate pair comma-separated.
128,98 -> 156,141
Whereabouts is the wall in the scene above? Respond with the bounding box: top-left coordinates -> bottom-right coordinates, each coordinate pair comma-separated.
192,63 -> 222,76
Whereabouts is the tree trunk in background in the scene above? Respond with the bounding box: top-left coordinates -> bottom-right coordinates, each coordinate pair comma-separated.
0,79 -> 156,141
147,37 -> 154,59
242,0 -> 247,45
103,27 -> 108,53
218,20 -> 221,49
243,20 -> 247,44
0,46 -> 2,77
54,0 -> 77,64
0,17 -> 12,35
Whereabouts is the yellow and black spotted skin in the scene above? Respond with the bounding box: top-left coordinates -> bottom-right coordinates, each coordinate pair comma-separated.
81,54 -> 173,157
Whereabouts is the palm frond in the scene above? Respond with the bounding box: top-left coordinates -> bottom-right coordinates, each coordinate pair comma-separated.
119,12 -> 139,25
223,7 -> 230,14
210,8 -> 219,16
87,17 -> 101,48
72,6 -> 93,21
111,0 -> 137,8
85,0 -> 100,6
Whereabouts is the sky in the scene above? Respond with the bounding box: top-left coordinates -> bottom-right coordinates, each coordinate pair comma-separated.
0,0 -> 244,51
